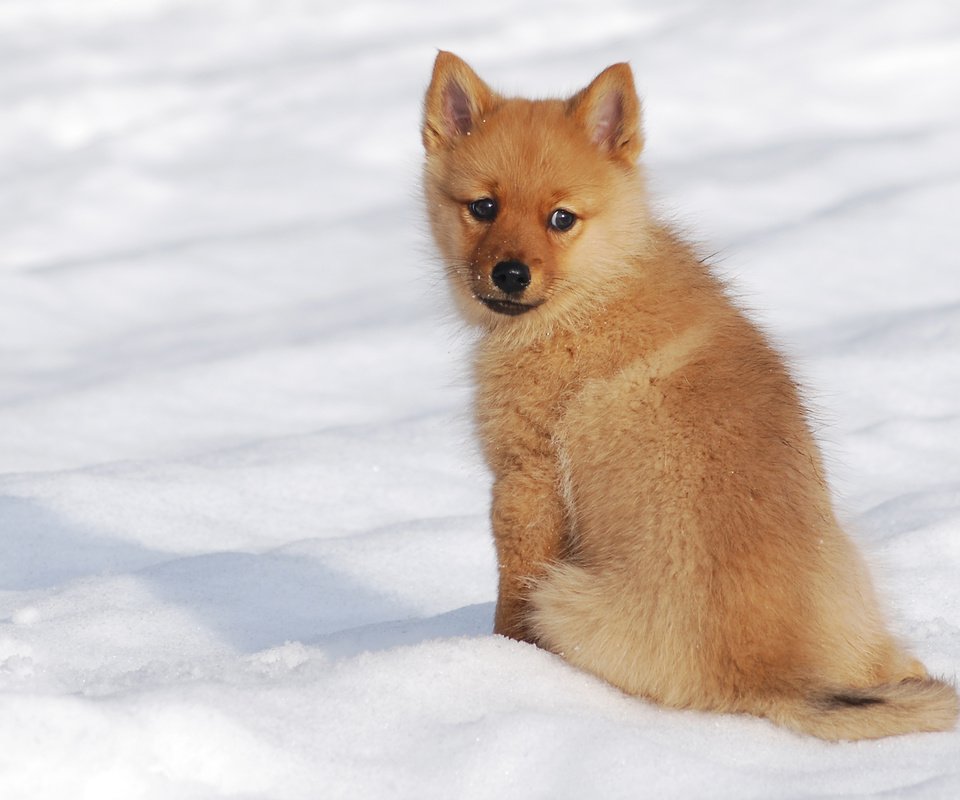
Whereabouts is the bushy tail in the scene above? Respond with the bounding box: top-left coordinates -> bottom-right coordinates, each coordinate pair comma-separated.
764,678 -> 959,741
527,562 -> 958,740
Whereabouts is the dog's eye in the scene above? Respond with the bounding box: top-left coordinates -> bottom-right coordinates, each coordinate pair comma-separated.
549,208 -> 576,231
468,198 -> 498,221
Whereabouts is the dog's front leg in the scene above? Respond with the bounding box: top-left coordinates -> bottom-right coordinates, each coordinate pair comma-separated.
490,460 -> 567,642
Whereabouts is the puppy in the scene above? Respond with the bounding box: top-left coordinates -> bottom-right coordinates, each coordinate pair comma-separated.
421,51 -> 957,739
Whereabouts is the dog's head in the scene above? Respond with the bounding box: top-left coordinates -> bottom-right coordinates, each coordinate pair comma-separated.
422,52 -> 651,336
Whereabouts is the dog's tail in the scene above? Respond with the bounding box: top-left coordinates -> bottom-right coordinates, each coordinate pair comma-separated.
761,678 -> 958,741
527,562 -> 958,740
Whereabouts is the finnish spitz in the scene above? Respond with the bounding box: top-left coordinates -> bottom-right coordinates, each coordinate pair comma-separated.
421,51 -> 957,739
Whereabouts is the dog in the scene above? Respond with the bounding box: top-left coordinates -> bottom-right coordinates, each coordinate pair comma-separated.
421,51 -> 957,740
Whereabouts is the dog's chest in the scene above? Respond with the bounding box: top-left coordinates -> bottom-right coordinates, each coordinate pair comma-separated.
473,333 -> 591,468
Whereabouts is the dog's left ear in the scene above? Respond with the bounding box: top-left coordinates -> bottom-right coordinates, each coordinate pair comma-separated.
567,63 -> 643,163
422,51 -> 499,153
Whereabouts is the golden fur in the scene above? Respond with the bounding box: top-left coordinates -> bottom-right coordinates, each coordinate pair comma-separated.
421,51 -> 958,740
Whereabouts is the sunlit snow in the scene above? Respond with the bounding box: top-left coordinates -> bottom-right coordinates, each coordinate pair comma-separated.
1,1 -> 959,797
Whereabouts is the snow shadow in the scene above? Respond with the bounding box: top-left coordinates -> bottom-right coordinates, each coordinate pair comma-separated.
0,496 -> 488,655
138,550 -> 420,654
314,602 -> 495,660
0,496 -> 161,590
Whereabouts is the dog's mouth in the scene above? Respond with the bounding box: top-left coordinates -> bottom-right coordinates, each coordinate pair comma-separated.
479,297 -> 542,316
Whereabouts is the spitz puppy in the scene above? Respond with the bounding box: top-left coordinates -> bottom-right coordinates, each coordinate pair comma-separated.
421,51 -> 957,739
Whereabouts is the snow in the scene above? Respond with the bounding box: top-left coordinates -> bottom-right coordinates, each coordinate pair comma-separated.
1,0 -> 959,796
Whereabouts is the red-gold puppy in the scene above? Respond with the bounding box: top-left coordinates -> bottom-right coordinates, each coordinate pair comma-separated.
421,51 -> 957,740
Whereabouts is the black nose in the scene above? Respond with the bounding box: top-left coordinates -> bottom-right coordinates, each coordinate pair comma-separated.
491,260 -> 531,295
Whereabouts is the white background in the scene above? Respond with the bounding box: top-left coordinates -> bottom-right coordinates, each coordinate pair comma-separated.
1,1 -> 958,797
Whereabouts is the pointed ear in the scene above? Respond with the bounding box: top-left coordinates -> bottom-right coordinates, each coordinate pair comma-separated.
567,63 -> 643,163
422,51 -> 498,152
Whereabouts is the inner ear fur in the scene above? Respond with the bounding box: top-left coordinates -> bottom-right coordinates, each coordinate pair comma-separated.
567,63 -> 644,162
422,51 -> 499,152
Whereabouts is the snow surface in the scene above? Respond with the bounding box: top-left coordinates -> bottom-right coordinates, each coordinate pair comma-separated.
2,0 -> 959,797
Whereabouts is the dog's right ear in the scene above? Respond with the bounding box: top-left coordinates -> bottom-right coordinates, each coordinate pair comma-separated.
422,52 -> 497,152
567,63 -> 643,163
